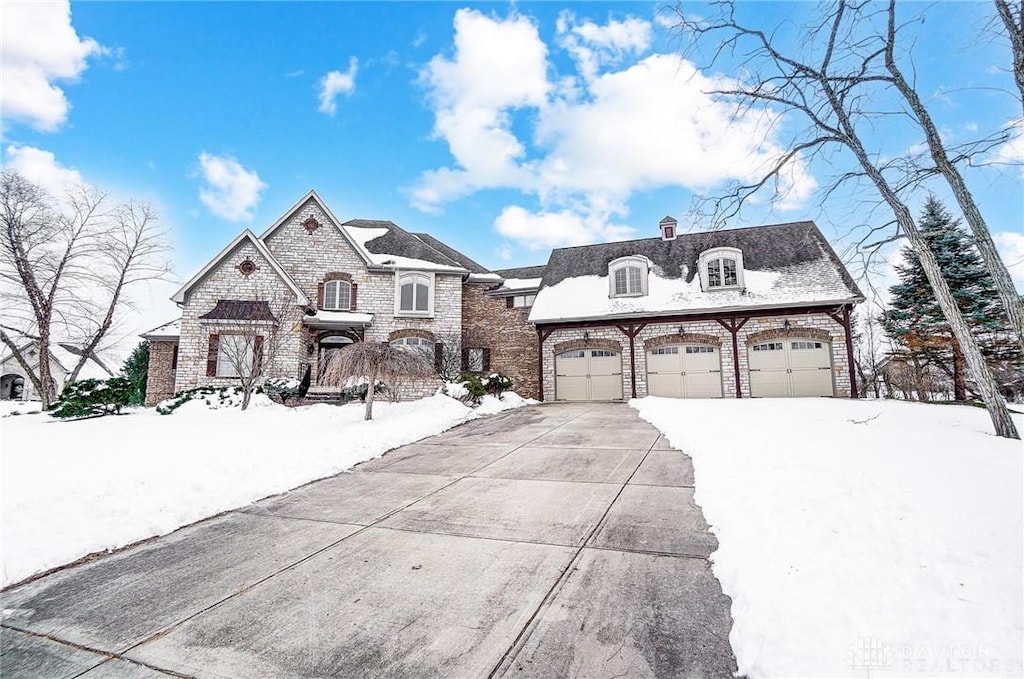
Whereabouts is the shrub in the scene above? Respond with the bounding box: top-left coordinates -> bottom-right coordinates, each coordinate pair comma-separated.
121,341 -> 149,406
156,385 -> 250,415
457,373 -> 488,405
264,377 -> 301,404
51,377 -> 134,419
481,372 -> 514,398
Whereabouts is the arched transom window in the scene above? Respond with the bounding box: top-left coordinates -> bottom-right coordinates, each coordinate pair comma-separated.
323,280 -> 351,311
392,336 -> 434,361
396,272 -> 432,315
608,256 -> 649,298
698,247 -> 744,291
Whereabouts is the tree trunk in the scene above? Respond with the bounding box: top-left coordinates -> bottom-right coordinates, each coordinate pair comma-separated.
364,369 -> 377,421
952,340 -> 967,401
887,1 -> 1024,354
37,332 -> 54,410
241,384 -> 252,411
994,0 -> 1024,114
911,354 -> 930,402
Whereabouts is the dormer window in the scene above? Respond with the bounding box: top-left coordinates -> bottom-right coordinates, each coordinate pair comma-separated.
698,247 -> 744,291
659,215 -> 678,241
608,256 -> 649,298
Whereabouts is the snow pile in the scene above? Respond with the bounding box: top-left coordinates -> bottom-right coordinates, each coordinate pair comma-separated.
632,398 -> 1023,678
0,401 -> 42,418
0,393 -> 528,587
476,391 -> 538,415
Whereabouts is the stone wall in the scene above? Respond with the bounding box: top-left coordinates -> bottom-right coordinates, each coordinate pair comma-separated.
462,283 -> 539,399
144,341 -> 178,406
540,310 -> 852,401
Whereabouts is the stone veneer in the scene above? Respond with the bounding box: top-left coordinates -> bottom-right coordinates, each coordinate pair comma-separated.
461,283 -> 540,399
144,340 -> 178,406
174,197 -> 461,400
539,311 -> 852,401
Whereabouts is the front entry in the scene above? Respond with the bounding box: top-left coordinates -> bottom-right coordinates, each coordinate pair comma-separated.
748,338 -> 834,397
646,344 -> 723,398
317,335 -> 354,380
555,349 -> 623,401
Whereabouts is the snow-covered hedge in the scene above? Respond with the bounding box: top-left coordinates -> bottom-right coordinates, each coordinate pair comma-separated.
51,378 -> 134,420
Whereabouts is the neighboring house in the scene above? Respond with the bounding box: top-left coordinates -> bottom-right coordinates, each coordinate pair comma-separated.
529,217 -> 864,401
0,342 -> 115,401
142,192 -> 863,406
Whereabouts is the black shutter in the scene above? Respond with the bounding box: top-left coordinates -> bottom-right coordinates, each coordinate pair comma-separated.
434,342 -> 444,373
317,282 -> 325,309
461,348 -> 469,371
350,282 -> 358,310
482,348 -> 491,371
206,334 -> 219,377
506,296 -> 514,309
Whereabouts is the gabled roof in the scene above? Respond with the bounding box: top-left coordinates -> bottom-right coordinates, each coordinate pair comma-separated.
412,232 -> 491,274
341,219 -> 469,273
141,318 -> 181,340
258,190 -> 376,268
529,220 -> 864,324
170,230 -> 310,305
198,300 -> 277,322
495,264 -> 548,280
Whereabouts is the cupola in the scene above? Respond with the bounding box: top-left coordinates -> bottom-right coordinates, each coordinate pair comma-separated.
659,215 -> 677,241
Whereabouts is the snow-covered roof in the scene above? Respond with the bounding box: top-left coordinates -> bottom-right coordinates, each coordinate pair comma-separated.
529,221 -> 863,324
141,318 -> 181,340
486,265 -> 546,295
302,310 -> 375,329
170,230 -> 310,305
341,220 -> 469,274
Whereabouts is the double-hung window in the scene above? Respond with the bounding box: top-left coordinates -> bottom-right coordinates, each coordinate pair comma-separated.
217,334 -> 253,377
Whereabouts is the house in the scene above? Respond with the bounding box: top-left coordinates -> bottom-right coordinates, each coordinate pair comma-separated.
0,342 -> 116,401
143,192 -> 863,406
142,191 -> 526,406
529,217 -> 864,401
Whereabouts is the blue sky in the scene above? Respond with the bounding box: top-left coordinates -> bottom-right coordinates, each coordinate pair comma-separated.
3,1 -> 1022,348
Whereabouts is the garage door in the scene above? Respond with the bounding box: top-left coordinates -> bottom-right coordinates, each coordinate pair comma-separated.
748,339 -> 833,397
555,349 -> 623,401
646,345 -> 723,398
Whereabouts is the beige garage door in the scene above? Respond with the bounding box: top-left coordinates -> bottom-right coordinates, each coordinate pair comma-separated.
647,345 -> 723,398
555,349 -> 623,401
748,339 -> 834,397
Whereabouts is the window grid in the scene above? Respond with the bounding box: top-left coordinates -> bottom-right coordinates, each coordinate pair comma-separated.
652,346 -> 679,355
591,349 -> 616,357
467,347 -> 484,372
752,342 -> 784,351
685,346 -> 715,354
791,341 -> 824,350
323,280 -> 351,311
512,294 -> 536,307
707,259 -> 722,287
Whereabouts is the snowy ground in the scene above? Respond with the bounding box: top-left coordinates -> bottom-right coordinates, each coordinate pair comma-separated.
0,400 -> 42,418
0,392 -> 532,588
632,397 -> 1023,679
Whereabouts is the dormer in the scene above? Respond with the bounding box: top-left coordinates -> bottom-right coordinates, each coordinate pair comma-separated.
698,246 -> 744,291
659,215 -> 677,241
608,256 -> 649,298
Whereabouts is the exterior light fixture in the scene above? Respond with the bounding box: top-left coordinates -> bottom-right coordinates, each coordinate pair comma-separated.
678,325 -> 685,335
583,330 -> 590,341
784,319 -> 791,331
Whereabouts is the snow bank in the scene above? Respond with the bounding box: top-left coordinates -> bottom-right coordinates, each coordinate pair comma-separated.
0,393 -> 530,588
0,401 -> 42,418
476,392 -> 539,415
632,397 -> 1023,678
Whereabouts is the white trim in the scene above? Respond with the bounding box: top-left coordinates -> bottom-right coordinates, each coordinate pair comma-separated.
608,256 -> 650,298
394,270 -> 435,317
698,246 -> 745,291
529,298 -> 862,325
258,190 -> 375,267
170,230 -> 310,305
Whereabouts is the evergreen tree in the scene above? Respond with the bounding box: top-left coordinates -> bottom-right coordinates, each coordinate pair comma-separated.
883,197 -> 1020,400
122,341 -> 150,406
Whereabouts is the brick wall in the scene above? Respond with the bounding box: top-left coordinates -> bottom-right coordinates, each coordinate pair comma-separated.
144,341 -> 178,406
539,310 -> 852,401
462,283 -> 539,399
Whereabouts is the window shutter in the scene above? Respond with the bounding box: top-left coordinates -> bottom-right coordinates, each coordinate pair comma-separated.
171,344 -> 179,370
434,342 -> 444,373
350,282 -> 358,311
461,348 -> 469,371
482,348 -> 491,371
206,334 -> 220,377
317,282 -> 325,309
506,296 -> 514,309
253,335 -> 265,374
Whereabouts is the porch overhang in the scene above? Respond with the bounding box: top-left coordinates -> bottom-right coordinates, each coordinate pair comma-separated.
302,310 -> 374,330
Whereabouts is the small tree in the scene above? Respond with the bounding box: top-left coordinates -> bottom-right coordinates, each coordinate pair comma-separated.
320,341 -> 436,420
122,341 -> 149,406
212,293 -> 295,411
882,198 -> 1019,401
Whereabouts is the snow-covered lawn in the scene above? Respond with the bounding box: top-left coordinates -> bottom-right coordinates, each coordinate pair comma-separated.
633,397 -> 1023,678
0,400 -> 42,418
0,392 -> 532,588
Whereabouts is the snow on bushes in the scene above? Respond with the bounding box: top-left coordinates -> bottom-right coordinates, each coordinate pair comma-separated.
50,378 -> 134,419
156,385 -> 274,415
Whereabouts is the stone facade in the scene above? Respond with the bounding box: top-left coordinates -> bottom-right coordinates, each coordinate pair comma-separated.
144,341 -> 178,406
461,283 -> 540,399
539,310 -> 852,401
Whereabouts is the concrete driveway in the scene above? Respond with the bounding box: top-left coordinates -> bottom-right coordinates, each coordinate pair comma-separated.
1,402 -> 738,679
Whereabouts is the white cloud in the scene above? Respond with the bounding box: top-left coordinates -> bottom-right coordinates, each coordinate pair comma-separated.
494,205 -> 634,250
995,231 -> 1024,291
196,152 -> 267,222
317,58 -> 359,116
413,10 -> 816,249
1,1 -> 102,132
3,145 -> 85,196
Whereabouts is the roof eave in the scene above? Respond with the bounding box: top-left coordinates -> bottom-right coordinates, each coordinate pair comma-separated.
529,297 -> 863,325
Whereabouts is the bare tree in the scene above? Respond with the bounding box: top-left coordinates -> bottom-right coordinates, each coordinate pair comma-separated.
672,0 -> 1020,438
320,341 -> 436,420
433,327 -> 490,382
995,0 -> 1024,112
0,170 -> 170,409
211,292 -> 296,410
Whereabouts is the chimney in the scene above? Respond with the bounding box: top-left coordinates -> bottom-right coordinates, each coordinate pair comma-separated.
659,215 -> 677,241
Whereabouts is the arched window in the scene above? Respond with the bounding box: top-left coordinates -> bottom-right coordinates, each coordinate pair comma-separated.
396,272 -> 432,315
323,280 -> 351,311
608,256 -> 649,298
391,335 -> 434,361
698,247 -> 744,290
